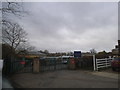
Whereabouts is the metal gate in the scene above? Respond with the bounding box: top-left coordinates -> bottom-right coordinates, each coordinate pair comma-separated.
40,57 -> 69,72
16,59 -> 33,73
3,59 -> 33,75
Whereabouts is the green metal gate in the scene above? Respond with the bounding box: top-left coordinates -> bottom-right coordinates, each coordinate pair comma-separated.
3,59 -> 33,75
40,57 -> 69,72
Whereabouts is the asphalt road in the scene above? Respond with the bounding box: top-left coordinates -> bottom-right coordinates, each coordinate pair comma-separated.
10,70 -> 119,88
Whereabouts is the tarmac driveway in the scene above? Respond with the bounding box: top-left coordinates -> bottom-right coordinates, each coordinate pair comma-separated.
10,70 -> 119,88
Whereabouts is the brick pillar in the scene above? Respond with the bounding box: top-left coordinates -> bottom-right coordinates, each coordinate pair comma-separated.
33,57 -> 39,73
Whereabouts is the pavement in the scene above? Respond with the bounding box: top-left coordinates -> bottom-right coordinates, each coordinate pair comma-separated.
10,69 -> 119,88
0,60 -> 13,89
1,74 -> 13,89
2,77 -> 13,89
0,72 -> 2,90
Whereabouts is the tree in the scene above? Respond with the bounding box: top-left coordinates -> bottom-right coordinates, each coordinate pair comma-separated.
90,49 -> 97,54
44,50 -> 49,54
39,50 -> 44,53
96,50 -> 108,58
1,2 -> 32,75
17,42 -> 35,54
67,52 -> 73,56
2,2 -> 26,18
2,20 -> 27,51
1,2 -> 28,51
98,50 -> 107,55
2,43 -> 16,60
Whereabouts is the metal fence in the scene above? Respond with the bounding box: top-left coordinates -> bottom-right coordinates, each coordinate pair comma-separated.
40,57 -> 68,72
96,58 -> 113,71
3,59 -> 33,75
3,56 -> 95,75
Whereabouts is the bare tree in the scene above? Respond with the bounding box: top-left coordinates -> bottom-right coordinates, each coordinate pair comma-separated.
90,49 -> 97,55
2,20 -> 27,51
44,50 -> 49,54
1,2 -> 27,49
2,2 -> 33,52
17,42 -> 35,54
1,2 -> 26,17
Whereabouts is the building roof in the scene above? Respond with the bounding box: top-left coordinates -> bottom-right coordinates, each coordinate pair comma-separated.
28,51 -> 44,55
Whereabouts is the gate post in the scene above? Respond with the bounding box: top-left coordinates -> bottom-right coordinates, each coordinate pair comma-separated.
33,57 -> 39,73
93,55 -> 96,71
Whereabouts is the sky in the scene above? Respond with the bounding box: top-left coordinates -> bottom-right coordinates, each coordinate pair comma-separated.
12,2 -> 118,53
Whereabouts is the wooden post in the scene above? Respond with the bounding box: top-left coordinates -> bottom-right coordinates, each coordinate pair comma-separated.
33,57 -> 39,73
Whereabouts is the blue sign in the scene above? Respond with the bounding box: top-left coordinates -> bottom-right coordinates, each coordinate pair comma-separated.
74,51 -> 81,57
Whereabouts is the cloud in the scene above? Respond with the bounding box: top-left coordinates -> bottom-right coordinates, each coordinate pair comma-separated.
16,2 -> 117,52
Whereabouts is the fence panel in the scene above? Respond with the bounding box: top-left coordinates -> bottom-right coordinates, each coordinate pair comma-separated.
40,57 -> 68,72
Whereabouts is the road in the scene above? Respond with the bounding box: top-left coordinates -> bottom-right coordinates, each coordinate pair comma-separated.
10,70 -> 119,88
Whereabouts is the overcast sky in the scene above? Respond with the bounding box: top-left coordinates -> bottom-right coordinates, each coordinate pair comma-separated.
15,2 -> 118,53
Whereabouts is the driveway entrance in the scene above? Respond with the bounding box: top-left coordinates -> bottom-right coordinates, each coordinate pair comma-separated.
9,70 -> 118,88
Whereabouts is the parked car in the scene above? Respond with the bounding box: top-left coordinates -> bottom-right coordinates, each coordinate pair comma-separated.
61,56 -> 74,64
111,57 -> 120,71
62,60 -> 68,64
